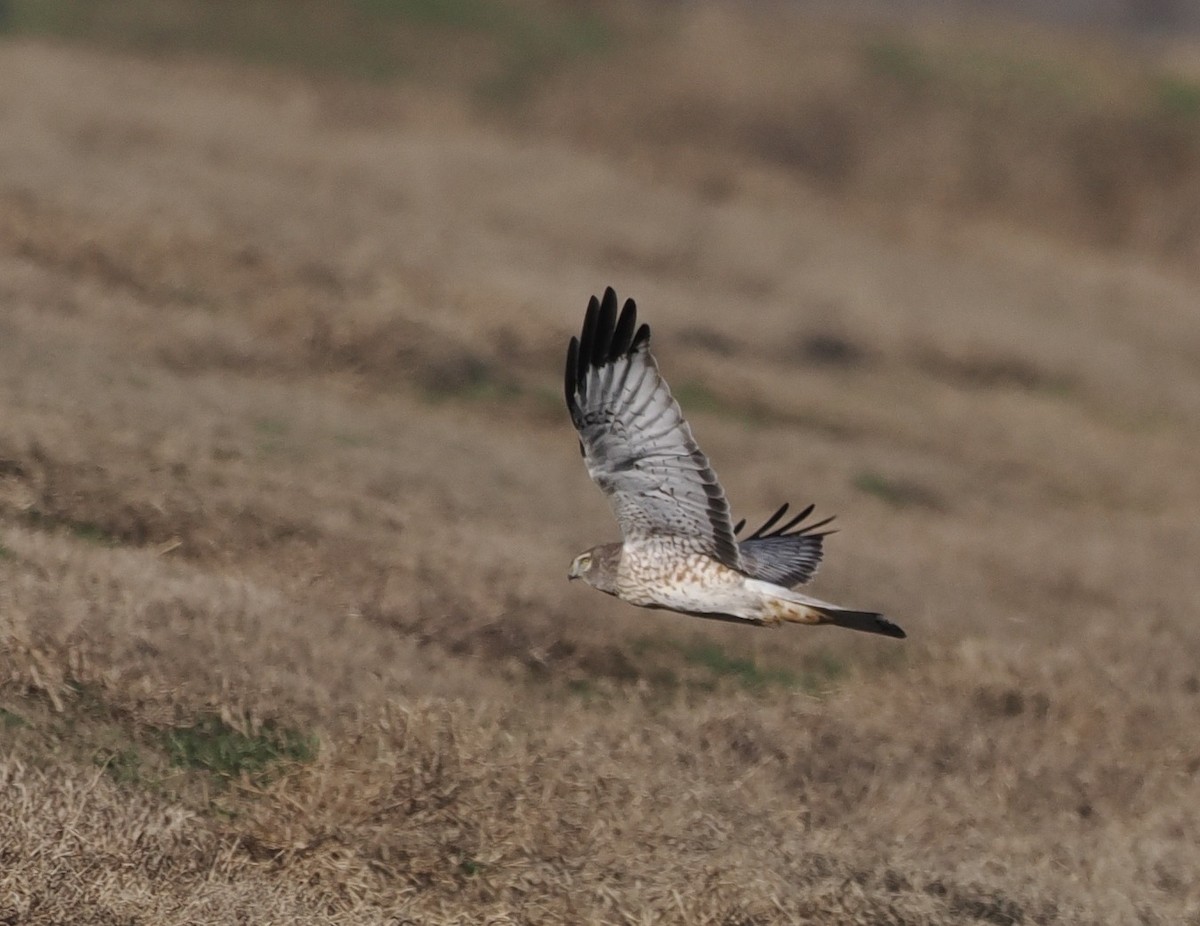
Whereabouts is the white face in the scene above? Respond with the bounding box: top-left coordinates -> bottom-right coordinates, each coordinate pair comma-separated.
568,551 -> 593,580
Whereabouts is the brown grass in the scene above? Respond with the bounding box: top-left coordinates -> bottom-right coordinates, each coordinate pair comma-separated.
1,6 -> 1200,924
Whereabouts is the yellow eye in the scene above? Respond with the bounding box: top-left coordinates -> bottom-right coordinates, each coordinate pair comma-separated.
578,554 -> 592,569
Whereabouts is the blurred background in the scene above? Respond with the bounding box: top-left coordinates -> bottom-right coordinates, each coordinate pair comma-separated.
3,0 -> 1199,263
0,2 -> 1198,924
3,0 -> 1200,262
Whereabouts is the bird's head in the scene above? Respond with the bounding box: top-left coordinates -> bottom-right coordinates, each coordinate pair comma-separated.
567,543 -> 621,594
567,550 -> 592,581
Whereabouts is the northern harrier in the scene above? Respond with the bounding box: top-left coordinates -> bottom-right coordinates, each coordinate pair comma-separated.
565,287 -> 904,639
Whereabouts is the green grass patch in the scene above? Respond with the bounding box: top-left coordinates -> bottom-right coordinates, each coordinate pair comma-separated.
853,471 -> 943,510
0,1 -> 406,80
9,681 -> 319,807
94,745 -> 146,786
672,381 -> 724,414
632,635 -> 847,696
471,6 -> 611,106
21,509 -> 119,547
528,384 -> 569,421
333,431 -> 371,448
63,678 -> 110,714
952,47 -> 1085,104
254,417 -> 289,437
355,0 -> 510,30
864,34 -> 1096,114
864,38 -> 933,88
1156,75 -> 1200,119
417,357 -> 524,404
254,417 -> 291,455
428,375 -> 523,404
797,649 -> 850,692
566,678 -> 596,699
160,715 -> 318,786
682,640 -> 797,691
70,520 -> 118,546
0,707 -> 30,729
672,380 -> 773,426
0,0 -> 614,94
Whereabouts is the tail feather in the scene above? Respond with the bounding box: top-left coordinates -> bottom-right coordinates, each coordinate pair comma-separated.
808,604 -> 906,639
753,581 -> 905,639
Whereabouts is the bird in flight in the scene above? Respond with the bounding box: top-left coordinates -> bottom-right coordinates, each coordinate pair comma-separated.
565,287 -> 904,639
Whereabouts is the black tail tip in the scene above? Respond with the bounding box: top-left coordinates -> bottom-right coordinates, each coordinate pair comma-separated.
821,606 -> 907,639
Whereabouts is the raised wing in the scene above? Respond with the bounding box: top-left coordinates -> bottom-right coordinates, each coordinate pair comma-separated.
734,502 -> 835,587
565,287 -> 741,568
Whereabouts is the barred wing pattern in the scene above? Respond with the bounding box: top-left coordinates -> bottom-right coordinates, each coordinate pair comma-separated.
734,503 -> 835,588
564,288 -> 742,569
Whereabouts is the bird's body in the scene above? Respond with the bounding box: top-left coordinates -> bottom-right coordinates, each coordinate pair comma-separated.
564,287 -> 904,640
619,542 -> 749,615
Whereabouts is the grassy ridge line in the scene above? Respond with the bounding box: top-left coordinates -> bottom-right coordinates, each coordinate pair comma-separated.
4,2 -> 1199,264
0,0 -> 612,92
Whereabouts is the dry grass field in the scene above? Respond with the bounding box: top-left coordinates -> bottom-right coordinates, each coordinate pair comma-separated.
1,3 -> 1199,923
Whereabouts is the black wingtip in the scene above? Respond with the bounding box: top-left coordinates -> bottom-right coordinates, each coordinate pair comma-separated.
741,502 -> 834,541
876,617 -> 906,639
565,288 -> 652,420
753,503 -> 791,537
565,335 -> 580,413
593,288 -> 618,363
578,295 -> 600,375
573,288 -> 650,371
609,297 -> 638,360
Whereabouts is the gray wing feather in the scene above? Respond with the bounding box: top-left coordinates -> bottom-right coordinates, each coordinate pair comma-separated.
565,288 -> 741,568
734,503 -> 835,587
